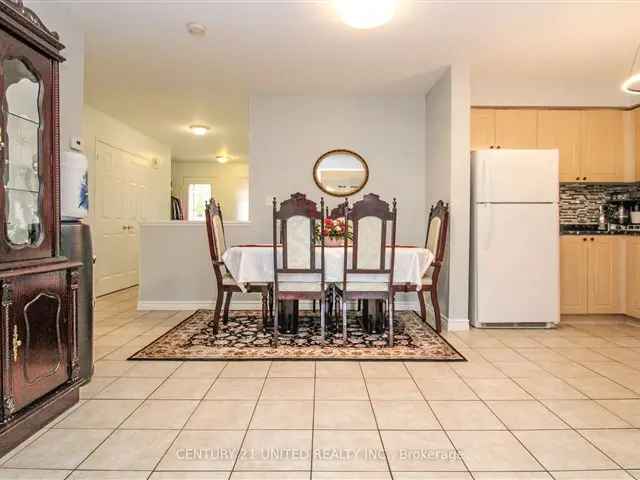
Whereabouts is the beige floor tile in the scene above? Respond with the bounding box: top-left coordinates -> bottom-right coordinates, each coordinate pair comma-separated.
404,362 -> 457,379
313,430 -> 387,471
80,429 -> 178,470
514,430 -> 617,470
393,473 -> 472,480
5,429 -> 112,469
361,361 -> 409,378
628,470 -> 640,479
150,378 -> 214,400
414,377 -> 477,400
550,471 -> 634,479
121,400 -> 199,429
599,400 -> 640,427
54,399 -> 142,429
486,400 -> 568,430
492,362 -> 547,377
93,360 -> 135,377
513,376 -> 587,400
313,472 -> 391,480
235,430 -> 312,470
315,378 -> 369,400
206,378 -> 264,400
94,377 -> 164,400
314,400 -> 376,430
475,348 -> 526,363
464,378 -> 532,400
122,361 -> 183,378
232,472 -> 308,479
150,473 -> 229,480
171,361 -> 227,378
448,430 -> 542,471
260,378 -> 314,400
381,430 -> 466,472
472,473 -> 551,480
430,400 -> 504,430
220,361 -> 271,378
451,362 -> 506,379
373,400 -> 440,430
157,430 -> 244,471
68,472 -> 151,479
185,400 -> 255,430
564,376 -> 639,399
250,400 -> 313,429
0,470 -> 71,479
518,348 -> 569,363
537,360 -> 598,378
366,378 -> 422,400
315,361 -> 363,378
268,361 -> 315,377
580,429 -> 640,469
80,377 -> 117,399
542,400 -> 631,428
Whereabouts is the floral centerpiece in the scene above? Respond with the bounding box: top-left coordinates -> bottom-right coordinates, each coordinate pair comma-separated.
316,217 -> 352,247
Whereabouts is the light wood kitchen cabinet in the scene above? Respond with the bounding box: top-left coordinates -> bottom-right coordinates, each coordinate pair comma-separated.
580,109 -> 625,182
495,109 -> 538,149
538,110 -> 582,182
635,107 -> 640,181
470,109 -> 496,150
626,236 -> 640,319
560,236 -> 624,314
560,236 -> 589,314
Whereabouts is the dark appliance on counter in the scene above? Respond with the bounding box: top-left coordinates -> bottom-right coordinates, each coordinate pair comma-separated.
61,221 -> 94,382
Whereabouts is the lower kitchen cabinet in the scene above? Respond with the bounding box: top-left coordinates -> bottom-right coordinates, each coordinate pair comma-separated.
627,236 -> 640,319
560,236 -> 625,314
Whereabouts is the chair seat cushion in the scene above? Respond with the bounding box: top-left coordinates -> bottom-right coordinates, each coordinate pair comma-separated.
421,266 -> 434,286
342,282 -> 389,292
278,282 -> 322,292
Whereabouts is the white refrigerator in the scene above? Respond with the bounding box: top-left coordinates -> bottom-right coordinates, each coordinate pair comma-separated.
470,149 -> 560,328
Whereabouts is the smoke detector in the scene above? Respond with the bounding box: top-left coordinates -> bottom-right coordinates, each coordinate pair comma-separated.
186,22 -> 207,37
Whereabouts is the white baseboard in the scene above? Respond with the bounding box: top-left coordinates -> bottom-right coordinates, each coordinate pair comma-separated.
423,303 -> 470,331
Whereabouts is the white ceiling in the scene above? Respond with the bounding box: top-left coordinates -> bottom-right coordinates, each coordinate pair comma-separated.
62,0 -> 640,163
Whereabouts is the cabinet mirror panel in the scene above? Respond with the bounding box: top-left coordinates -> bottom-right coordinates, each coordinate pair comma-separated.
2,57 -> 43,247
313,149 -> 369,197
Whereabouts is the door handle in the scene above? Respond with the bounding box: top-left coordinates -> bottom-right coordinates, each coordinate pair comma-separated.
12,325 -> 21,362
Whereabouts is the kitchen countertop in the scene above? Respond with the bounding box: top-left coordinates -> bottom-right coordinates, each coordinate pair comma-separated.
560,224 -> 640,236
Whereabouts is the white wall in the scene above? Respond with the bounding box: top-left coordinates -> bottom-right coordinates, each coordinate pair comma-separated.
27,2 -> 85,156
249,96 -> 427,245
171,161 -> 249,222
83,105 -> 172,224
425,66 -> 471,329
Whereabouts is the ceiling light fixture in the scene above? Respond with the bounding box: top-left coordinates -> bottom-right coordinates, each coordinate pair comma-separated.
334,0 -> 397,29
189,125 -> 210,136
622,42 -> 640,95
186,22 -> 207,37
216,155 -> 229,164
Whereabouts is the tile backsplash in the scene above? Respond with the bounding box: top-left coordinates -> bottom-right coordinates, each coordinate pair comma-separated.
559,183 -> 640,224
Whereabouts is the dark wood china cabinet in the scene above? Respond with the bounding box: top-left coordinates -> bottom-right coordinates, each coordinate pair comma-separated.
0,0 -> 81,454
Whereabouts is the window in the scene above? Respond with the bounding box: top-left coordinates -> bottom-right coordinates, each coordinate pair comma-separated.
187,183 -> 212,221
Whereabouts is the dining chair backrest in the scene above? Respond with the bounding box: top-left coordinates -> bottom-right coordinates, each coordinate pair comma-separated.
343,193 -> 397,286
273,193 -> 325,277
205,199 -> 227,286
425,200 -> 450,280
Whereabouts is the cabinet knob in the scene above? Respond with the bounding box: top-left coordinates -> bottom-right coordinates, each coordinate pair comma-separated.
576,177 -> 580,181
583,177 -> 587,181
583,238 -> 587,242
490,146 -> 494,149
496,145 -> 501,149
590,237 -> 595,241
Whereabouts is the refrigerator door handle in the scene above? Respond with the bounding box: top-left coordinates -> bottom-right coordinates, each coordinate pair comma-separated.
484,203 -> 493,250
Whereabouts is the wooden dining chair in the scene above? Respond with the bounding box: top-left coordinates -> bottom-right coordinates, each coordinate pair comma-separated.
272,193 -> 326,346
205,200 -> 269,334
418,201 -> 449,333
335,193 -> 397,346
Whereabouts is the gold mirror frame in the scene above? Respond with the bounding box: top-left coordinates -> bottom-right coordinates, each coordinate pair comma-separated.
313,149 -> 369,198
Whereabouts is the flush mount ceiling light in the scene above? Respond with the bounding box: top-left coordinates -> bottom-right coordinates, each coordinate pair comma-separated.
622,42 -> 640,95
216,155 -> 229,164
189,125 -> 210,136
334,0 -> 397,29
186,22 -> 207,37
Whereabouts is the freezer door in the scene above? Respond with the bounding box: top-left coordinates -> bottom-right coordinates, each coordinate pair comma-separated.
473,203 -> 560,326
471,149 -> 559,203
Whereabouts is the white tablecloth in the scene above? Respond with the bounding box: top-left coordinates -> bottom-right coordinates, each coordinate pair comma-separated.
222,245 -> 434,291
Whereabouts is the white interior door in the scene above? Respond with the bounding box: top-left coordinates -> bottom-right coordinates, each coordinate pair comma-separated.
474,203 -> 560,325
95,141 -> 152,296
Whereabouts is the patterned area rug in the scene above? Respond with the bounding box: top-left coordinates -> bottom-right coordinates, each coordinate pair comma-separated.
130,310 -> 465,361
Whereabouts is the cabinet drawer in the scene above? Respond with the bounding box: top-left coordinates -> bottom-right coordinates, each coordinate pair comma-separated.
1,270 -> 70,414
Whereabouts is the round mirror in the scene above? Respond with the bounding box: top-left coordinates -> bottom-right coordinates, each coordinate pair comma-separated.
313,149 -> 369,197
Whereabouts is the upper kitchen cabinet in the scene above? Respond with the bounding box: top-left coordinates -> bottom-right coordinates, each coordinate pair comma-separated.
495,109 -> 538,149
470,108 -> 496,150
581,109 -> 625,182
538,110 -> 582,182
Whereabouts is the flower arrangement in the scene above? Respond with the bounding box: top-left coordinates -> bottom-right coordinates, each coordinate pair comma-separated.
316,217 -> 352,246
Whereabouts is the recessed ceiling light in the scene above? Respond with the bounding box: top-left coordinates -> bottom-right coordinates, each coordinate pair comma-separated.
189,125 -> 210,136
216,155 -> 229,164
334,0 -> 397,29
186,22 -> 207,37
